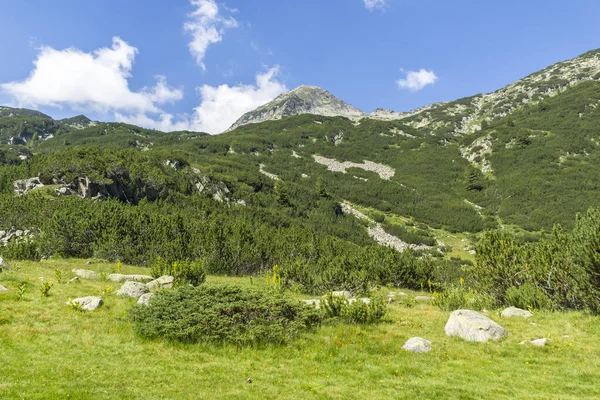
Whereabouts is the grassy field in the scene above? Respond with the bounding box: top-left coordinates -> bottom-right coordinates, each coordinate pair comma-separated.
1,259 -> 599,399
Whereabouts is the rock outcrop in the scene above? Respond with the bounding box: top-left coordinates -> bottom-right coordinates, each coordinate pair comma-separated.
72,269 -> 100,280
13,177 -> 44,196
137,292 -> 155,305
107,274 -> 154,283
501,307 -> 533,318
146,275 -> 174,291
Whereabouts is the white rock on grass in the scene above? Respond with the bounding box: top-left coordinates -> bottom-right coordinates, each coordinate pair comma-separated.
388,291 -> 408,297
146,275 -> 174,291
524,338 -> 549,347
348,298 -> 371,305
501,307 -> 533,318
0,256 -> 11,271
137,292 -> 155,306
0,284 -> 9,293
402,337 -> 432,353
445,309 -> 508,342
107,274 -> 154,283
117,281 -> 149,298
72,269 -> 99,280
67,296 -> 103,311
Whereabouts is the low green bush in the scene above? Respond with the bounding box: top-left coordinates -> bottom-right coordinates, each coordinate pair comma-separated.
151,257 -> 206,286
505,282 -> 551,310
433,281 -> 494,311
322,293 -> 387,324
130,285 -> 322,346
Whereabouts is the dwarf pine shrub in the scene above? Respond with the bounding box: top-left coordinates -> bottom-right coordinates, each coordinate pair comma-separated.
130,285 -> 322,346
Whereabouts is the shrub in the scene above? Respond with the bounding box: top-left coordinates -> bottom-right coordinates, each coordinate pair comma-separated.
130,285 -> 322,346
433,280 -> 494,311
322,293 -> 387,324
373,213 -> 386,223
505,282 -> 551,310
151,257 -> 206,286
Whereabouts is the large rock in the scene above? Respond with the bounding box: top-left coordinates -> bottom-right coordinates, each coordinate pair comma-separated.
13,177 -> 44,196
402,337 -> 432,353
72,269 -> 100,280
146,275 -> 174,291
0,284 -> 9,293
107,273 -> 154,283
445,309 -> 508,342
67,296 -> 103,311
117,281 -> 149,298
137,292 -> 155,305
501,307 -> 533,318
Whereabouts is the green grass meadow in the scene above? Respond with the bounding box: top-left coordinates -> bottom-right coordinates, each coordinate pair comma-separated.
1,259 -> 599,399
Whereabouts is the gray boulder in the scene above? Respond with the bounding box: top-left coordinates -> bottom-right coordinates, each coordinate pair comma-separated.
402,337 -> 432,353
117,281 -> 149,298
107,273 -> 154,283
67,296 -> 103,311
137,292 -> 155,306
13,177 -> 44,196
0,283 -> 9,293
55,186 -> 76,196
445,309 -> 508,342
146,275 -> 174,291
0,256 -> 10,271
72,268 -> 100,280
501,307 -> 533,318
531,338 -> 548,347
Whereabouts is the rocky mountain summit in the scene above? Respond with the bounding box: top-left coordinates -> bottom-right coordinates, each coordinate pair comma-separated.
228,85 -> 366,131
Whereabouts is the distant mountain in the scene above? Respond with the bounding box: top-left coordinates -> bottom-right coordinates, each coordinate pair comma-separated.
0,106 -> 51,119
60,115 -> 96,129
228,85 -> 366,131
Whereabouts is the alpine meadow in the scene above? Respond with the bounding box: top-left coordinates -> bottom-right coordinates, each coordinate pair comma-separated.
1,1 -> 600,399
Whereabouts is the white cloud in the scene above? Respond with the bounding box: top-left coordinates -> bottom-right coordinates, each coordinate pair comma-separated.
184,0 -> 238,71
117,66 -> 287,134
0,37 -> 182,113
396,69 -> 438,91
363,0 -> 387,11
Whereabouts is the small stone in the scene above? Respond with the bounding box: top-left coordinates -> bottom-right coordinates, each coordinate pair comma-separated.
402,337 -> 432,353
0,256 -> 11,271
67,296 -> 103,311
66,277 -> 79,285
0,284 -> 9,293
137,292 -> 155,305
117,281 -> 149,298
72,269 -> 99,280
330,291 -> 352,299
501,307 -> 533,318
388,291 -> 408,297
85,261 -> 92,265
530,338 -> 548,347
400,320 -> 410,326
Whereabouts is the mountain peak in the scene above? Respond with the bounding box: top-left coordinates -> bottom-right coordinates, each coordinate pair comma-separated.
228,85 -> 366,131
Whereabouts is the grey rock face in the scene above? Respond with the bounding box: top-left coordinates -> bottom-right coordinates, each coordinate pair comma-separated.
402,337 -> 432,353
13,177 -> 44,196
146,275 -> 174,291
67,296 -> 103,311
55,186 -> 76,196
72,269 -> 100,280
137,292 -> 155,305
501,307 -> 533,318
445,309 -> 508,342
228,85 -> 366,131
530,338 -> 548,347
117,281 -> 149,298
107,274 -> 154,283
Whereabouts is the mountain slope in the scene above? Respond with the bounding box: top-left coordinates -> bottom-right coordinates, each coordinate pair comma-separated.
228,85 -> 366,131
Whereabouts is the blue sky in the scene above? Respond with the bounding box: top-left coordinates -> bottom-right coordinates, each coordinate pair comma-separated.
0,0 -> 599,133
